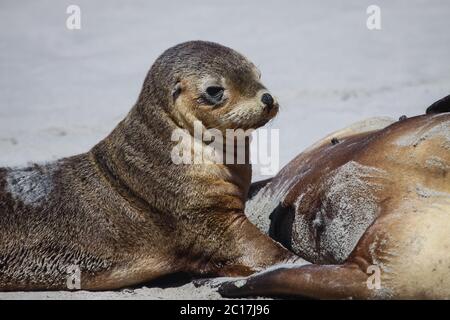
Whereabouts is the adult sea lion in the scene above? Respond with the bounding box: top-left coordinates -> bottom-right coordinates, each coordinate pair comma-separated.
0,41 -> 297,291
219,111 -> 450,299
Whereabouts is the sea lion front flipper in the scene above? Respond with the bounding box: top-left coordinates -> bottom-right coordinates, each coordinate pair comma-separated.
426,94 -> 450,114
218,263 -> 371,299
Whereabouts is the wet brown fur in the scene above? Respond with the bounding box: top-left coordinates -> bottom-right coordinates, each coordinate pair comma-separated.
0,41 -> 293,291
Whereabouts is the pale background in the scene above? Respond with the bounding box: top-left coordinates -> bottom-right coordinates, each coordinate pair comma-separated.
0,0 -> 449,298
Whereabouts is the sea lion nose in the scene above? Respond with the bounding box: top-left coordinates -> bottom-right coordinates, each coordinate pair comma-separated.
261,93 -> 274,109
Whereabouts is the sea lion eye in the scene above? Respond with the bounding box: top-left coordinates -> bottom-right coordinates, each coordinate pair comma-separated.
204,86 -> 225,104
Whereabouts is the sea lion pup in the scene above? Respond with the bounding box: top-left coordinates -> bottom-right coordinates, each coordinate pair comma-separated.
219,112 -> 450,299
0,41 -> 296,291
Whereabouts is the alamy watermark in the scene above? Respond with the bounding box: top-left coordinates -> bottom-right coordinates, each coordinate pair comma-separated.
366,264 -> 382,290
171,120 -> 279,176
66,5 -> 81,30
66,264 -> 81,290
366,5 -> 381,30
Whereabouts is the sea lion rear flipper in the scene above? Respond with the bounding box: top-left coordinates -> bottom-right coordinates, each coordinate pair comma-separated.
218,263 -> 371,299
426,94 -> 450,114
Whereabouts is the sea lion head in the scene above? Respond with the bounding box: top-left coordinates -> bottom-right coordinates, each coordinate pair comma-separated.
139,41 -> 279,133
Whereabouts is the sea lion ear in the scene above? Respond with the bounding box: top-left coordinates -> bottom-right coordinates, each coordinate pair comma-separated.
426,94 -> 450,114
171,82 -> 182,101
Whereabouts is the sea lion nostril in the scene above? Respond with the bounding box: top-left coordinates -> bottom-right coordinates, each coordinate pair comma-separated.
261,93 -> 274,107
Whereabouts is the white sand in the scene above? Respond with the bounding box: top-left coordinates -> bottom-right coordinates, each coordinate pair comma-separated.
0,283 -> 222,300
0,0 -> 449,299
